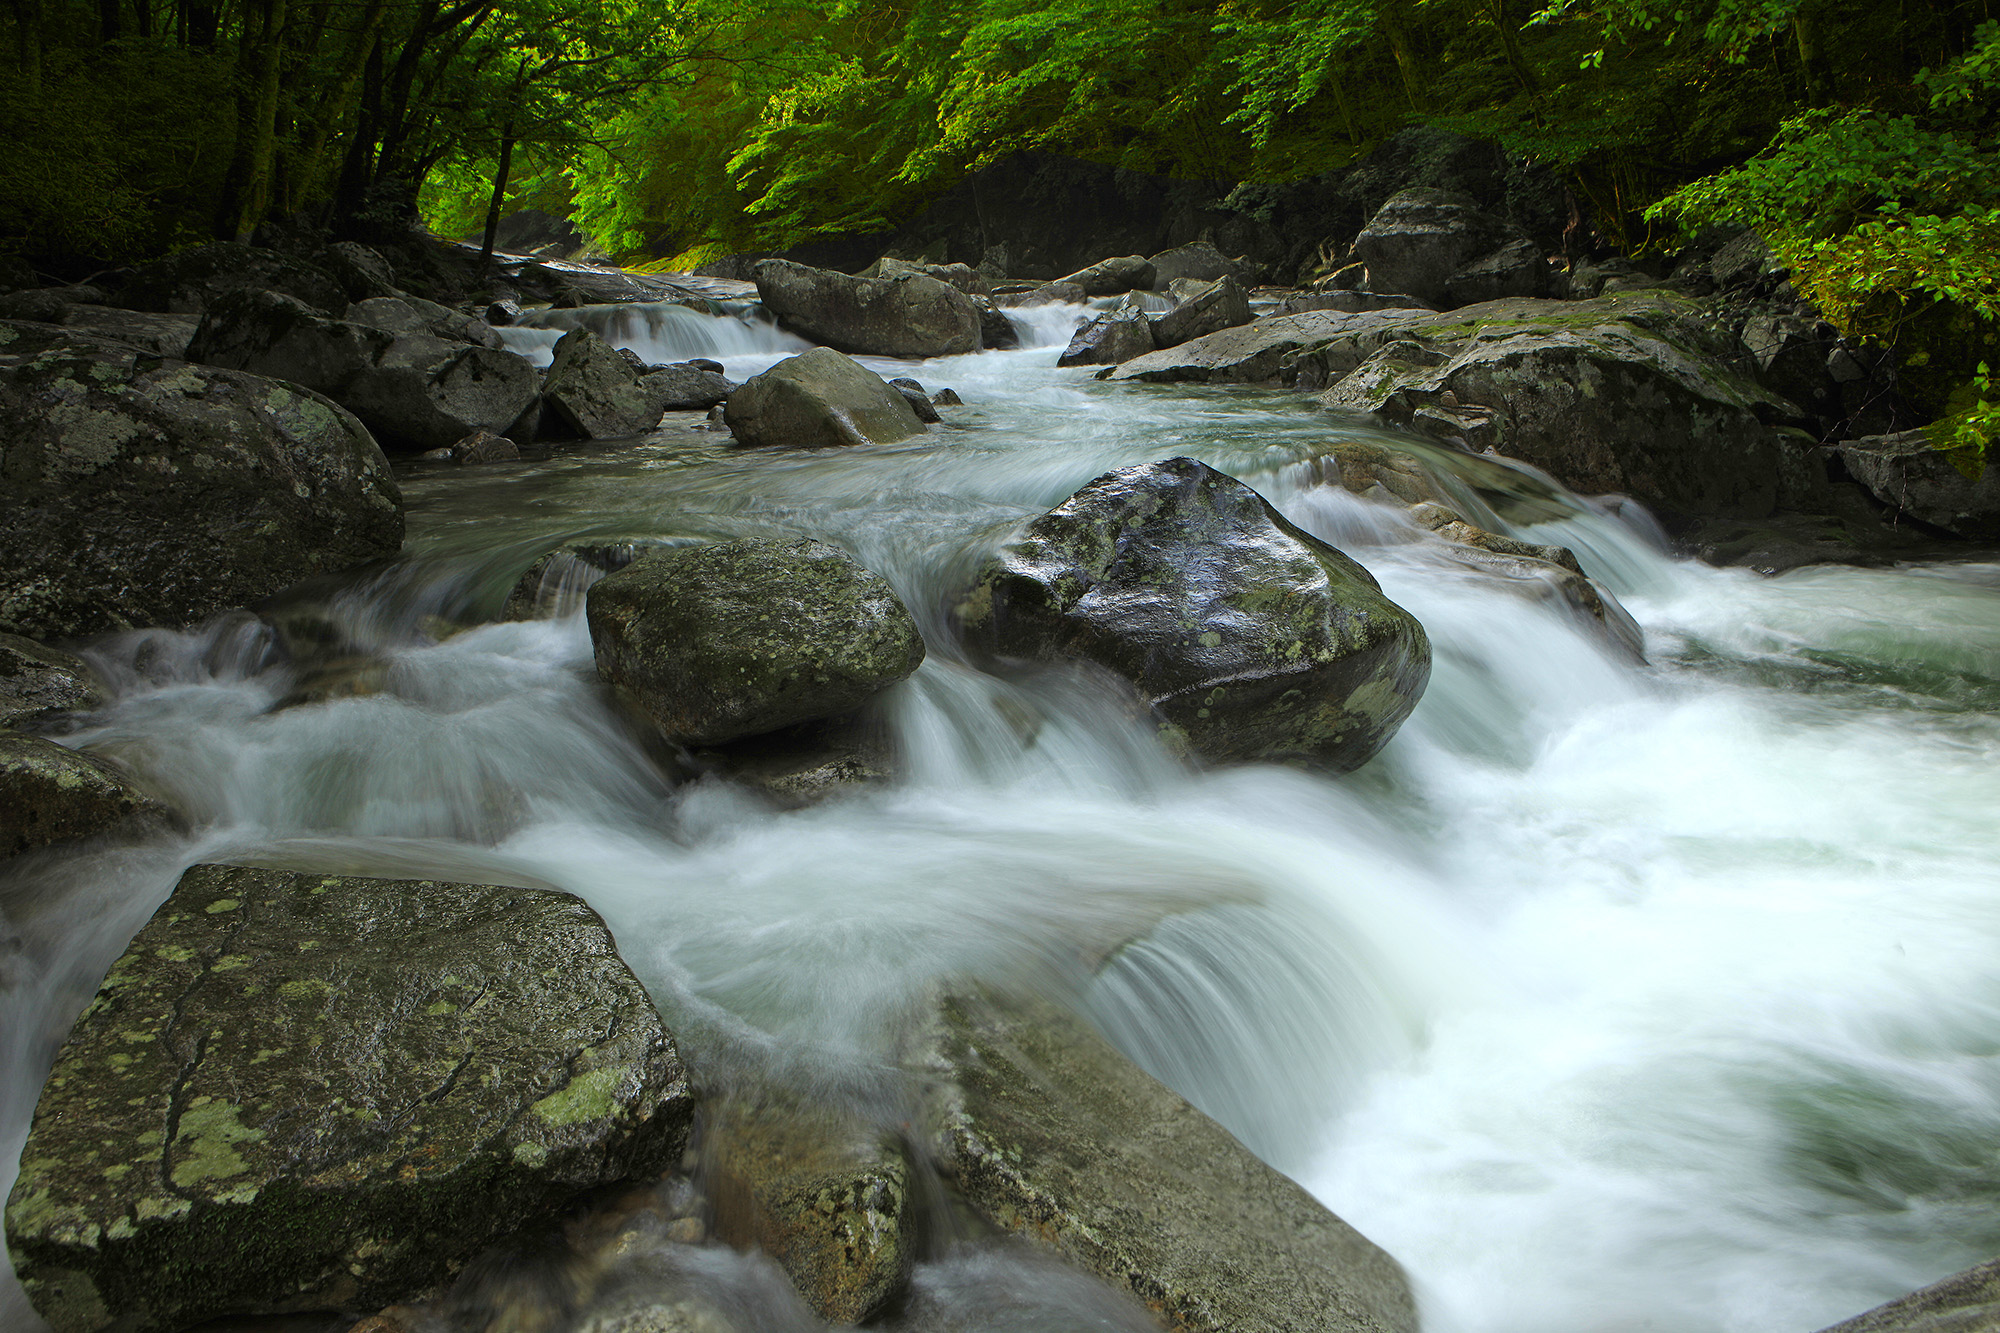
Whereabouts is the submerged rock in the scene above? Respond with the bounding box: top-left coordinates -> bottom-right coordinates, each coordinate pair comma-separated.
587,538 -> 926,746
0,734 -> 172,858
910,988 -> 1418,1333
724,347 -> 927,450
0,634 -> 106,731
0,324 -> 404,639
4,864 -> 693,1332
706,1087 -> 913,1322
753,260 -> 981,358
954,458 -> 1430,771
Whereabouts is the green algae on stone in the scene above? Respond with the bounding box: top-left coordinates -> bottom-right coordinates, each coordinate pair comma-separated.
954,458 -> 1429,771
4,864 -> 692,1333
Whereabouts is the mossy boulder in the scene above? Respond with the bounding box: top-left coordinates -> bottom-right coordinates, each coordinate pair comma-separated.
706,1087 -> 913,1323
910,988 -> 1418,1333
0,633 -> 106,731
4,864 -> 693,1333
954,458 -> 1430,771
0,734 -> 172,858
723,347 -> 927,450
586,538 -> 926,746
0,324 -> 404,639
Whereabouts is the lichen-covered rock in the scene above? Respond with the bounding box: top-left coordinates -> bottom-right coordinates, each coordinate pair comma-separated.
1055,256 -> 1157,297
0,633 -> 106,730
723,347 -> 926,450
0,324 -> 404,639
1058,307 -> 1155,368
954,458 -> 1430,771
189,289 -> 539,452
0,734 -> 172,857
1838,430 -> 2000,541
706,1088 -> 912,1322
4,864 -> 693,1333
910,988 -> 1418,1333
587,538 -> 926,747
109,242 -> 347,316
753,260 -> 981,358
1150,275 -> 1253,350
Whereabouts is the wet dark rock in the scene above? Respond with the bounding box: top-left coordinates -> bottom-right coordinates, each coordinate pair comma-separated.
503,543 -> 659,621
1150,275 -> 1253,350
689,717 -> 893,807
723,347 -> 926,450
541,329 -> 728,439
0,633 -> 106,731
485,300 -> 523,327
1058,307 -> 1155,368
4,863 -> 692,1333
1838,431 -> 2000,541
887,378 -> 943,423
954,458 -> 1430,770
450,429 -> 520,464
59,305 -> 197,358
753,260 -> 981,358
932,387 -> 963,406
1055,256 -> 1157,297
319,243 -> 400,303
0,734 -> 173,857
910,987 -> 1419,1333
705,1087 -> 913,1322
188,289 -> 538,452
344,296 -> 505,350
1354,190 -> 1547,309
973,295 -> 1019,350
0,324 -> 403,639
110,242 -> 347,316
587,538 -> 926,746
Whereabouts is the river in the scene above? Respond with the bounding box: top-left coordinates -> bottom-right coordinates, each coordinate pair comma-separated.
4,298 -> 1999,1333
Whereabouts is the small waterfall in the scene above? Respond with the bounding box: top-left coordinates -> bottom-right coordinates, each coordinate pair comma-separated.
1005,301 -> 1092,350
497,301 -> 809,368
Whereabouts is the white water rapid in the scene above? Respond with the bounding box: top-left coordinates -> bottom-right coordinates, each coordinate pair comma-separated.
4,302 -> 1999,1333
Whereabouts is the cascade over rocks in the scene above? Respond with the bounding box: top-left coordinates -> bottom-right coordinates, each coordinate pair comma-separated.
1354,189 -> 1549,308
910,987 -> 1419,1333
954,458 -> 1430,770
586,538 -> 926,746
4,864 -> 692,1333
0,323 -> 404,639
724,347 -> 927,450
188,289 -> 539,451
753,259 -> 981,358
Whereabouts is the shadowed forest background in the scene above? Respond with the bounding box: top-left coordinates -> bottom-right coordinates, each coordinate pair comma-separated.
3,0 -> 1997,443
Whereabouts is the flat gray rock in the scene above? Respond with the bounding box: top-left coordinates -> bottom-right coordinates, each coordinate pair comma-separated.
5,864 -> 693,1332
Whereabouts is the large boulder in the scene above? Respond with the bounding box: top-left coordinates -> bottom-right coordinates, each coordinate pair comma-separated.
1354,190 -> 1547,308
1303,295 -> 1810,519
0,324 -> 404,640
0,634 -> 105,731
4,864 -> 693,1333
723,347 -> 927,450
1151,275 -> 1253,349
753,260 -> 981,358
586,538 -> 926,746
1147,241 -> 1258,290
1837,430 -> 2000,540
0,734 -> 172,858
109,242 -> 347,316
863,257 -> 991,296
910,988 -> 1418,1333
1105,309 -> 1358,384
541,328 -> 732,439
344,295 -> 504,349
954,458 -> 1430,770
59,305 -> 197,359
1058,307 -> 1156,368
188,289 -> 539,451
1055,256 -> 1157,296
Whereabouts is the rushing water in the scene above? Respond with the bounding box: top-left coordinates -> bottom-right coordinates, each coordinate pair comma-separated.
4,300 -> 2000,1333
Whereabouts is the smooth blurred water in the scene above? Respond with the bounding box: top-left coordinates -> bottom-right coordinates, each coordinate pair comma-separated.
4,303 -> 1999,1333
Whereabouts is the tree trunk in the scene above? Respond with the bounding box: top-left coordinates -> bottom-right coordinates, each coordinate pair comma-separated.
214,0 -> 286,240
479,116 -> 517,267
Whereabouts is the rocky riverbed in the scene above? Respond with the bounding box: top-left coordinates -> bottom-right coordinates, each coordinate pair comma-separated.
2,186 -> 1998,1333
